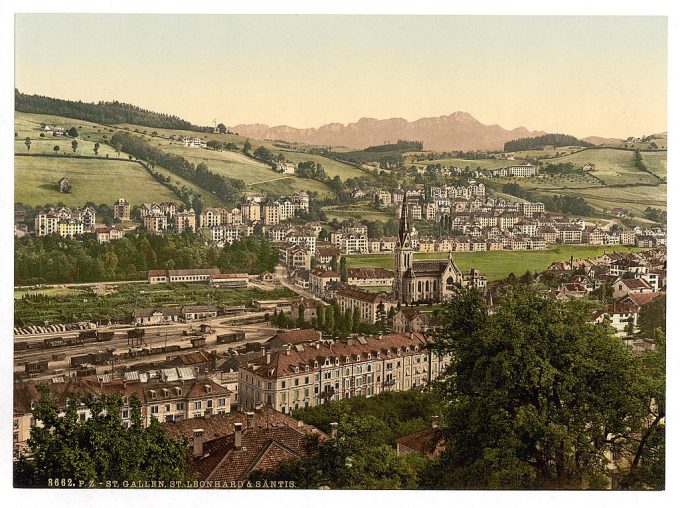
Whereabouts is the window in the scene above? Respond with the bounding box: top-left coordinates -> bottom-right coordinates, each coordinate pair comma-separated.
207,400 -> 213,408
151,405 -> 159,414
218,398 -> 226,407
177,402 -> 185,411
281,380 -> 286,389
165,404 -> 170,412
295,378 -> 299,386
193,401 -> 202,410
304,376 -> 310,384
122,409 -> 129,419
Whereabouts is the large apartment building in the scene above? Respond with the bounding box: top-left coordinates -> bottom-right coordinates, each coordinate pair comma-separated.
238,333 -> 451,415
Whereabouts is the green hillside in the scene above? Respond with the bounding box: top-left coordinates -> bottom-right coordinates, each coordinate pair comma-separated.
15,157 -> 178,207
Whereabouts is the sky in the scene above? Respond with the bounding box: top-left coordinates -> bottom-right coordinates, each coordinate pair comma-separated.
15,14 -> 667,139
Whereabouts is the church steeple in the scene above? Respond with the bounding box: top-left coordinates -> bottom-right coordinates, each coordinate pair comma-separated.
398,190 -> 409,248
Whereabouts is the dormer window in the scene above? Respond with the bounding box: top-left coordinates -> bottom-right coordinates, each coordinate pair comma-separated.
305,365 -> 310,372
345,356 -> 350,363
314,361 -> 319,369
204,384 -> 212,394
335,358 -> 340,366
355,354 -> 361,361
294,366 -> 300,373
150,390 -> 157,400
324,357 -> 331,366
162,388 -> 169,397
175,387 -> 182,396
367,353 -> 372,360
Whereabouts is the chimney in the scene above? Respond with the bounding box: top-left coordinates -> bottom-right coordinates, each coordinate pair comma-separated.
285,345 -> 291,356
261,347 -> 266,357
234,422 -> 243,450
266,352 -> 271,364
193,429 -> 204,457
246,411 -> 255,430
330,422 -> 338,439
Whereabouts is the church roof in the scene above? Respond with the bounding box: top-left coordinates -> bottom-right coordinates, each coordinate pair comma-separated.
405,259 -> 455,278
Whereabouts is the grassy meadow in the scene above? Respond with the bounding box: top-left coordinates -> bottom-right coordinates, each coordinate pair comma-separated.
345,245 -> 646,282
14,156 -> 178,207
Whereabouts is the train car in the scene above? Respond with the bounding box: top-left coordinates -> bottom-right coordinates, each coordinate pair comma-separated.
216,331 -> 246,344
79,330 -> 98,340
14,342 -> 29,352
25,360 -> 49,375
96,331 -> 115,342
70,354 -> 92,367
44,337 -> 66,348
76,367 -> 96,377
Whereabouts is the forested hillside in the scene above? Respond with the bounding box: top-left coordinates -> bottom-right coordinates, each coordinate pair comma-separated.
504,133 -> 593,152
15,90 -> 209,131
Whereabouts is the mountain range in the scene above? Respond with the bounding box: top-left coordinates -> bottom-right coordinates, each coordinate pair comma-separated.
230,112 -> 546,151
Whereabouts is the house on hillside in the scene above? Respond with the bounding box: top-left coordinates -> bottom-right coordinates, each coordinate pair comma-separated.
58,178 -> 71,193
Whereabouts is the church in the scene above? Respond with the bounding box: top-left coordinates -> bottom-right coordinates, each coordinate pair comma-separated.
393,194 -> 466,304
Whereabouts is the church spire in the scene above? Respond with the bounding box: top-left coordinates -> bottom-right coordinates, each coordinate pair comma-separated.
398,190 -> 409,247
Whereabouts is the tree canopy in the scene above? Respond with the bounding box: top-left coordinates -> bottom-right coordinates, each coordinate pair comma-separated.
427,286 -> 662,489
14,387 -> 193,487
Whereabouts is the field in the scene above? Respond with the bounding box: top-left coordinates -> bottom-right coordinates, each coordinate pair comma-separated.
345,245 -> 646,282
132,136 -> 335,197
641,152 -> 667,179
14,283 -> 296,326
539,148 -> 661,186
14,156 -> 179,207
15,112 -> 122,158
409,157 -> 514,171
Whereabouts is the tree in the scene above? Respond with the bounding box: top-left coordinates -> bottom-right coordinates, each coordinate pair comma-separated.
637,296 -> 665,340
376,303 -> 387,333
67,126 -> 78,138
325,305 -> 335,334
216,123 -> 227,134
352,307 -> 361,333
93,142 -> 100,155
330,255 -> 338,272
14,387 -> 194,487
114,142 -> 122,158
242,140 -> 252,154
428,286 -> 653,489
249,413 -> 422,489
71,139 -> 79,153
53,145 -> 60,154
339,256 -> 348,282
24,137 -> 31,152
625,315 -> 636,336
296,304 -> 306,328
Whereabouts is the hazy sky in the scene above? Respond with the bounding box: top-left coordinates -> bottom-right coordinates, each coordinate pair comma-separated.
15,14 -> 667,138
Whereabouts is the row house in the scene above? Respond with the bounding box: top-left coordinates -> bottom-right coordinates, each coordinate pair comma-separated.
199,208 -> 222,228
238,333 -> 451,414
556,226 -> 583,244
521,202 -> 545,217
241,201 -> 261,222
208,224 -> 241,245
336,287 -> 397,324
262,201 -> 280,225
34,206 -> 96,237
346,267 -> 394,287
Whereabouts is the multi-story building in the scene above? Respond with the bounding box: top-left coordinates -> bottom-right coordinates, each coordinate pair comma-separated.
336,287 -> 397,324
241,201 -> 261,223
199,208 -> 222,228
113,198 -> 131,220
95,225 -> 125,243
309,268 -> 340,296
143,213 -> 168,234
174,209 -> 197,233
262,202 -> 280,225
238,333 -> 451,414
506,163 -> 537,177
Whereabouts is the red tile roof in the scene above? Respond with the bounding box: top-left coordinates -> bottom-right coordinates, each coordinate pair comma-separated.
395,428 -> 445,457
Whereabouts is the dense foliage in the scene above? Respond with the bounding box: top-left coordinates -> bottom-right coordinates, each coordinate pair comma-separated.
15,89 -> 209,131
504,133 -> 593,152
15,232 -> 279,285
14,388 -> 194,487
110,131 -> 245,205
250,394 -> 438,488
426,287 -> 664,489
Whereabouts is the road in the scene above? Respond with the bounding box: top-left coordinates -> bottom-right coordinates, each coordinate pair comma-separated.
274,266 -> 326,303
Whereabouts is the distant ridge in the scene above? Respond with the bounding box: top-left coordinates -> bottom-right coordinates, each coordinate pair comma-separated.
15,90 -> 210,132
230,112 -> 545,151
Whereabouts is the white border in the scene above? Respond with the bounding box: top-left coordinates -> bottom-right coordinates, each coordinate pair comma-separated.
1,2 -> 677,508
